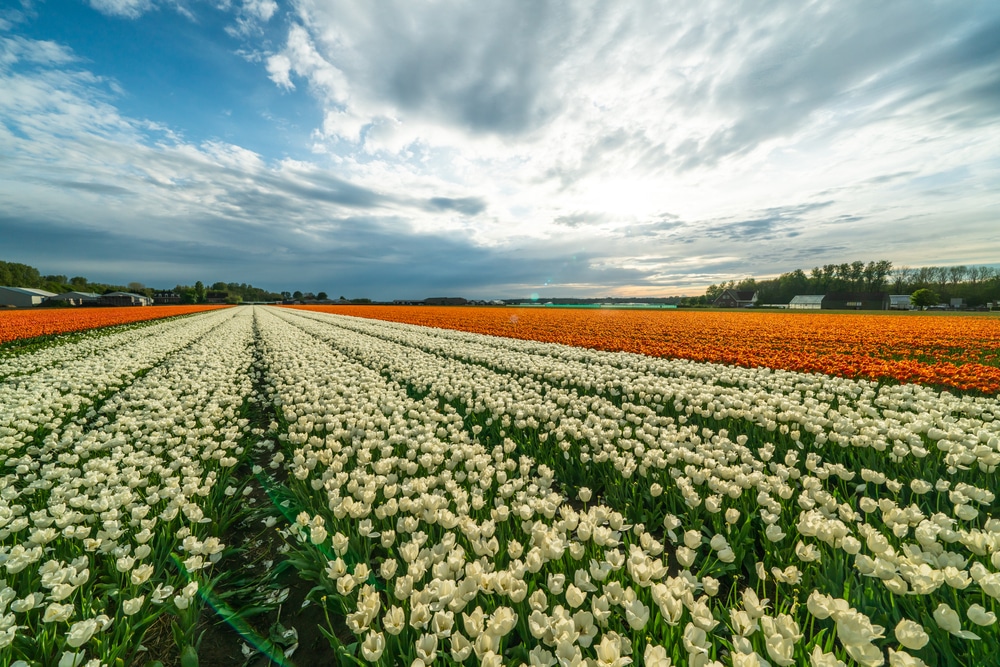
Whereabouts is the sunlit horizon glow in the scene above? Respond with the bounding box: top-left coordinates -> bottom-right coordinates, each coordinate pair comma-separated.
1,1 -> 998,298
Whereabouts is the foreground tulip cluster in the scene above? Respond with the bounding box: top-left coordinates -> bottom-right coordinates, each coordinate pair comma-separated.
1,306 -> 997,666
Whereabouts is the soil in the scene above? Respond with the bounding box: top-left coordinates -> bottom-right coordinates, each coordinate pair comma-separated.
198,568 -> 338,667
131,453 -> 342,667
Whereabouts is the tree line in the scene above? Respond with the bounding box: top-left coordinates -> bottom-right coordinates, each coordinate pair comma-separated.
173,281 -> 285,304
1,260 -> 285,304
689,260 -> 1000,307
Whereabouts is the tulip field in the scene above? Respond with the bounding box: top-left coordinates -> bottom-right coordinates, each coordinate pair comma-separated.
289,306 -> 1000,394
0,306 -> 231,346
1,306 -> 998,667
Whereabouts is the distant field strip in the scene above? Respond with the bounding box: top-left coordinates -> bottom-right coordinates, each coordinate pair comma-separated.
287,305 -> 1000,394
0,304 -> 232,344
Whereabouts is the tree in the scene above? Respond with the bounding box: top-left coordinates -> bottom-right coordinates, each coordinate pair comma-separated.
70,276 -> 88,288
317,292 -> 328,300
293,291 -> 303,300
0,261 -> 41,287
910,288 -> 939,310
194,281 -> 206,303
892,266 -> 913,293
704,284 -> 723,303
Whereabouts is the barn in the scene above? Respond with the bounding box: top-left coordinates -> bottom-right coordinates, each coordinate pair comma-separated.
0,286 -> 57,307
789,295 -> 824,309
99,291 -> 153,306
49,291 -> 101,306
889,295 -> 913,310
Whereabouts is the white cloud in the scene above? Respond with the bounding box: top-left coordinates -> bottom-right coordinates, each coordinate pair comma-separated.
226,0 -> 278,37
258,1 -> 1000,257
87,0 -> 153,19
243,0 -> 276,22
0,35 -> 77,66
265,53 -> 293,89
281,23 -> 351,106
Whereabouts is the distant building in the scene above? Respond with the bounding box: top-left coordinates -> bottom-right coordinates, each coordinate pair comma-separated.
49,291 -> 101,306
950,298 -> 964,309
153,291 -> 181,304
423,297 -> 468,306
789,295 -> 825,309
206,291 -> 228,304
889,295 -> 913,310
0,286 -> 57,307
823,292 -> 889,310
713,290 -> 758,308
99,291 -> 153,306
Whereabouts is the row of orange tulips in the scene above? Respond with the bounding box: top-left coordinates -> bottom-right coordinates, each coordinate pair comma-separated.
0,305 -> 231,344
289,306 -> 1000,394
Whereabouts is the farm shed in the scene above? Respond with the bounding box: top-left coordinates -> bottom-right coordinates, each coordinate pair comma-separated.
99,291 -> 153,306
0,286 -> 57,307
789,295 -> 824,309
49,291 -> 101,306
713,290 -> 758,308
824,292 -> 889,310
889,295 -> 913,310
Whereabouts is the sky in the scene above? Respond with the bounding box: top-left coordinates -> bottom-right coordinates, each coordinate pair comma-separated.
1,1 -> 999,299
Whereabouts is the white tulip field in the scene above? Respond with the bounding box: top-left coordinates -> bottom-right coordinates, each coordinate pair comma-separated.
0,306 -> 997,667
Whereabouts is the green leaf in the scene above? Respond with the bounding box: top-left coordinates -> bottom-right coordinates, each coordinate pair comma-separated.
180,645 -> 200,667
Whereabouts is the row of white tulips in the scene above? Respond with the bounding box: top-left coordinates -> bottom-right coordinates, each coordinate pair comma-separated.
0,315 -> 220,381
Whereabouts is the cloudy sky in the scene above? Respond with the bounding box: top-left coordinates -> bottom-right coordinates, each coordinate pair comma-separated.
1,1 -> 999,298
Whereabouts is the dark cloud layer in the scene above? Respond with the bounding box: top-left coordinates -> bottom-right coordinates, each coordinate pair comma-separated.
425,196 -> 487,216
